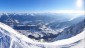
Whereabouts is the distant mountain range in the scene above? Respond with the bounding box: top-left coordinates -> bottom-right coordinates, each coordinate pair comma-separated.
0,13 -> 85,42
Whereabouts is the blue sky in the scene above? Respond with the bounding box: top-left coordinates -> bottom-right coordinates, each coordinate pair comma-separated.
0,0 -> 84,13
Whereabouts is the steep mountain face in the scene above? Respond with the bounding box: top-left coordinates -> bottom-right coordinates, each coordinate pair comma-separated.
0,28 -> 11,48
0,22 -> 85,48
49,19 -> 85,41
47,16 -> 85,29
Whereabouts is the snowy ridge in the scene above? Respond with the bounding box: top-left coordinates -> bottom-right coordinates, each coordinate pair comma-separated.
0,22 -> 85,48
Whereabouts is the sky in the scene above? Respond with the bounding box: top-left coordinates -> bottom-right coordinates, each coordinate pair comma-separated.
0,0 -> 84,13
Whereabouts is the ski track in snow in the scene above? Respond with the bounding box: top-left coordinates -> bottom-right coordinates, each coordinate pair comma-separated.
0,22 -> 85,47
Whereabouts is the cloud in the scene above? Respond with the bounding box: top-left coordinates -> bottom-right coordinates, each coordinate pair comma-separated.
49,10 -> 85,15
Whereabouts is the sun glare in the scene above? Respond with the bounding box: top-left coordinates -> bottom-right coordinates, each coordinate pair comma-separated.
76,0 -> 83,9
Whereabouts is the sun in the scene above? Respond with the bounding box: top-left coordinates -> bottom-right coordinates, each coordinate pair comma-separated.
76,0 -> 83,9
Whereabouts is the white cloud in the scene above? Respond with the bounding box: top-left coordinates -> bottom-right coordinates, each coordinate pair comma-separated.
49,10 -> 85,15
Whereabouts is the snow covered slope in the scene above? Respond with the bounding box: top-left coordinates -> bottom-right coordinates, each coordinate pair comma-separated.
0,22 -> 85,48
